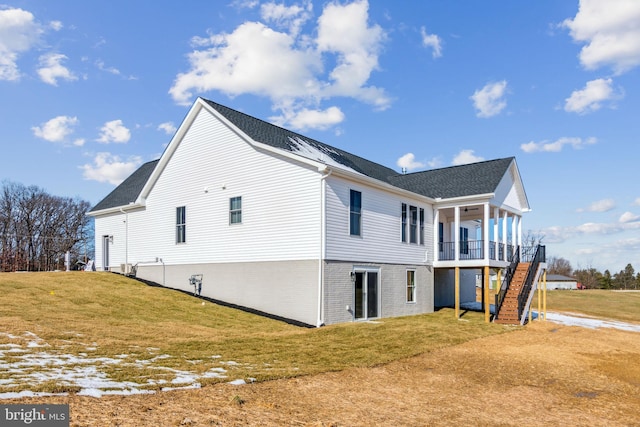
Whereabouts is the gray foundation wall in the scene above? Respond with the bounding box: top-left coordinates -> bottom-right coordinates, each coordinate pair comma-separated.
434,268 -> 479,307
323,261 -> 434,325
136,260 -> 320,326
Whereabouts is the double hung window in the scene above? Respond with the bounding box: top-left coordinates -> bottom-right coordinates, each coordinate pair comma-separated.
230,197 -> 242,224
176,206 -> 186,243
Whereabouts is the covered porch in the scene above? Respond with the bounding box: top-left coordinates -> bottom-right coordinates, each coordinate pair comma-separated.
433,202 -> 524,268
432,201 -> 529,323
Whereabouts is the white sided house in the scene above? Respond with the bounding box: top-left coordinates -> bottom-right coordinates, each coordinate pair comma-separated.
88,97 -> 545,327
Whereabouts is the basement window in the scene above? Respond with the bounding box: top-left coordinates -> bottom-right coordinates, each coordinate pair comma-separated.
406,270 -> 416,303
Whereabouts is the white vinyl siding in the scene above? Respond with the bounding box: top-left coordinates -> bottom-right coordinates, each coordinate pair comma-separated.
105,108 -> 321,266
325,176 -> 434,265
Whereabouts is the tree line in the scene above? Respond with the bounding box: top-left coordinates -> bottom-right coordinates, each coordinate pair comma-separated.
547,256 -> 640,290
0,180 -> 93,272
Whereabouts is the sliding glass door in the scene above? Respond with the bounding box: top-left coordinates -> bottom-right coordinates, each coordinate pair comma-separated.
354,269 -> 379,320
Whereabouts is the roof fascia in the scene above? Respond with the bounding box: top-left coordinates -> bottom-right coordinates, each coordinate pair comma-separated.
509,158 -> 531,211
433,193 -> 495,209
328,167 -> 437,203
136,99 -> 207,205
86,202 -> 143,217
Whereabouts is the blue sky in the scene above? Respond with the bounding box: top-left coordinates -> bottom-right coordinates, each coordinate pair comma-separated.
1,0 -> 639,273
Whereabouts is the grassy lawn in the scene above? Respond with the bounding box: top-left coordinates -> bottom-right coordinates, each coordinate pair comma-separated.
535,289 -> 640,323
0,272 -> 505,394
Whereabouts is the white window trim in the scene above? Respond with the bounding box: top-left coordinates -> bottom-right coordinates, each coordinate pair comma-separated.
406,269 -> 417,304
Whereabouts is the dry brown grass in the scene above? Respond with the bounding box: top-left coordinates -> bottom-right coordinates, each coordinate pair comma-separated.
6,322 -> 640,426
2,273 -> 640,426
0,272 -> 503,394
539,289 -> 640,323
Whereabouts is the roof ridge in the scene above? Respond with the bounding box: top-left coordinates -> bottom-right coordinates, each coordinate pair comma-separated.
398,156 -> 514,177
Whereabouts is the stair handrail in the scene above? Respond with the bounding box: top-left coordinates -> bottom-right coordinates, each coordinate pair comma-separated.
517,245 -> 546,320
494,246 -> 520,320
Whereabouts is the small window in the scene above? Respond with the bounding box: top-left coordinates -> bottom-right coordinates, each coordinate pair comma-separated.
406,270 -> 416,303
230,197 -> 242,224
350,190 -> 362,236
419,208 -> 425,245
401,203 -> 407,242
409,206 -> 418,244
176,206 -> 186,243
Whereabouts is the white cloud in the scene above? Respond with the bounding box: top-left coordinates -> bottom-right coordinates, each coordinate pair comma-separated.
426,157 -> 443,169
260,0 -> 312,37
271,106 -> 345,131
396,153 -> 425,172
95,59 -> 120,75
542,220 -> 640,243
0,7 -> 43,81
564,78 -> 621,114
452,149 -> 484,166
470,80 -> 508,118
157,122 -> 177,135
620,211 -> 640,223
521,136 -> 596,153
80,152 -> 143,185
420,26 -> 442,58
32,116 -> 78,142
577,198 -> 616,213
316,0 -> 389,108
562,0 -> 640,74
97,120 -> 131,144
169,0 -> 389,130
49,20 -> 63,31
37,53 -> 77,85
634,198 -> 640,206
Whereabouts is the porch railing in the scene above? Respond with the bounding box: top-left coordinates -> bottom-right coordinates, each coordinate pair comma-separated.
438,240 -> 518,262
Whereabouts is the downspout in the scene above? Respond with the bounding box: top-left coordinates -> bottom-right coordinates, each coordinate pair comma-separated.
119,207 -> 128,274
317,168 -> 332,327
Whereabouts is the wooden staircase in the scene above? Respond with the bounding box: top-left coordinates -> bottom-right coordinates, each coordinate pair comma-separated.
494,262 -> 530,325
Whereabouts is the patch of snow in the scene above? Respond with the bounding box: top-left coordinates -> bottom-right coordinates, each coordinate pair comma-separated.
542,311 -> 640,333
0,331 -> 247,399
0,390 -> 68,399
288,136 -> 362,175
229,379 -> 246,385
161,383 -> 201,392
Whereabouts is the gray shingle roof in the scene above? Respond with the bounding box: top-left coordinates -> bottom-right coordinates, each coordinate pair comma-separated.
90,98 -> 516,212
89,160 -> 159,213
388,157 -> 514,199
203,99 -> 398,183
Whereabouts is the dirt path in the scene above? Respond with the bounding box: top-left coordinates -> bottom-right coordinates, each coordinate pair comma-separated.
6,321 -> 640,426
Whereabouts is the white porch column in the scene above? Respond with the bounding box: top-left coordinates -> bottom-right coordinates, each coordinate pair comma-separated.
518,214 -> 523,250
454,206 -> 460,261
512,215 -> 518,257
493,207 -> 499,261
483,203 -> 490,262
502,210 -> 508,261
433,208 -> 440,262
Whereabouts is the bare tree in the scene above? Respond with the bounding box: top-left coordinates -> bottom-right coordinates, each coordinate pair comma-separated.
547,256 -> 573,276
0,181 -> 92,272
